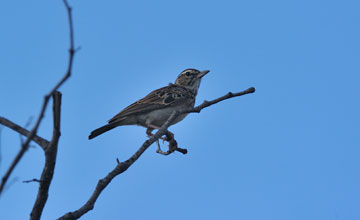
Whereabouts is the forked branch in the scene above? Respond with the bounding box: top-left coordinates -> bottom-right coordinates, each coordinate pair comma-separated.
0,117 -> 49,149
0,0 -> 76,196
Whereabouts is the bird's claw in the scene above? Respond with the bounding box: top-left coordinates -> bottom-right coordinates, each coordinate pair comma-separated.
155,131 -> 186,156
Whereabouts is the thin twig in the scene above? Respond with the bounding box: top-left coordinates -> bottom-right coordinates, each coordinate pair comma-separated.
57,86 -> 255,220
184,87 -> 255,114
0,117 -> 49,149
3,177 -> 19,192
0,0 -> 76,196
23,179 -> 42,184
30,0 -> 76,218
19,117 -> 34,147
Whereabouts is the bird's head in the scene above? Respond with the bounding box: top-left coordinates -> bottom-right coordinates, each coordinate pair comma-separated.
174,68 -> 210,94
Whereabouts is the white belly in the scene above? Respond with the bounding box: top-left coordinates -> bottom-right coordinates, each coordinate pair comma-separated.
143,107 -> 188,128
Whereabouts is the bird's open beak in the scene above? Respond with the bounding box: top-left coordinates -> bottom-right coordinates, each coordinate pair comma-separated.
198,70 -> 210,78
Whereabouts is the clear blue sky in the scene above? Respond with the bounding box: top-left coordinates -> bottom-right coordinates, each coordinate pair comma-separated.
1,0 -> 359,219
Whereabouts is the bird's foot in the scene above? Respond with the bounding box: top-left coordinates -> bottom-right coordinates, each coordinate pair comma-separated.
146,128 -> 168,142
155,131 -> 187,155
156,140 -> 171,155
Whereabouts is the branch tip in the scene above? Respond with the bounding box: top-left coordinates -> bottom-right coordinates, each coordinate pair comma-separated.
23,178 -> 41,184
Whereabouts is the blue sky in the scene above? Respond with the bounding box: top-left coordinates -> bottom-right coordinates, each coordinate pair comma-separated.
1,0 -> 359,219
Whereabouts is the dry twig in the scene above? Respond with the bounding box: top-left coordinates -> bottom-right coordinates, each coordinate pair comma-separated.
0,117 -> 49,149
23,179 -> 42,184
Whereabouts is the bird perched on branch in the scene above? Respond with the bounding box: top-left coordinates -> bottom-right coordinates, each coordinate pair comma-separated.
89,68 -> 209,140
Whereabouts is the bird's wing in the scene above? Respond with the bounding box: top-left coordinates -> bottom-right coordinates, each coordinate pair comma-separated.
108,84 -> 193,124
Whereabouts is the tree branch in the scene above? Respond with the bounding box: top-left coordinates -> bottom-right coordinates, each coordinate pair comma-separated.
30,92 -> 62,220
0,117 -> 49,149
185,87 -> 255,114
0,0 -> 76,196
58,86 -> 255,220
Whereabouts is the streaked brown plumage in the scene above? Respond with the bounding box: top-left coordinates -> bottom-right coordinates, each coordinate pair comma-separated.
89,68 -> 209,139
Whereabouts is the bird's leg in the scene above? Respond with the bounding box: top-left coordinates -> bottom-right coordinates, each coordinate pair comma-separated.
146,126 -> 167,154
155,139 -> 171,155
146,125 -> 167,141
155,134 -> 175,156
147,125 -> 187,155
146,127 -> 155,137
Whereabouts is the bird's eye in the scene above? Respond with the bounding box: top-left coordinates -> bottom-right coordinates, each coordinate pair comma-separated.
185,72 -> 191,77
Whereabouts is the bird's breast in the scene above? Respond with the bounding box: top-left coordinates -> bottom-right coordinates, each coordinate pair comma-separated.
143,103 -> 192,128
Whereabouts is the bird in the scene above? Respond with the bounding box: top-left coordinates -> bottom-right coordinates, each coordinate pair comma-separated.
88,68 -> 209,140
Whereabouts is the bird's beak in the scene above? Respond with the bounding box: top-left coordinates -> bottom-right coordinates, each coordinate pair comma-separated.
198,70 -> 210,78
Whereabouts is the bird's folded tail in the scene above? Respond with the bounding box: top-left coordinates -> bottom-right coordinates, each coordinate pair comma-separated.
88,123 -> 117,139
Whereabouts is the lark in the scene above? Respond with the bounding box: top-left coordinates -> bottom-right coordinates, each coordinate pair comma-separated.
89,68 -> 209,140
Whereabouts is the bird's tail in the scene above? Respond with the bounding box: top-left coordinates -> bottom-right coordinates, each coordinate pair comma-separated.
89,123 -> 117,139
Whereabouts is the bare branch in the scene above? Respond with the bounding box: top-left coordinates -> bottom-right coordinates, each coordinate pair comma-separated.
30,92 -> 62,220
23,179 -> 42,184
0,117 -> 49,149
0,0 -> 76,196
58,86 -> 255,220
18,117 -> 33,147
185,87 -> 255,114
